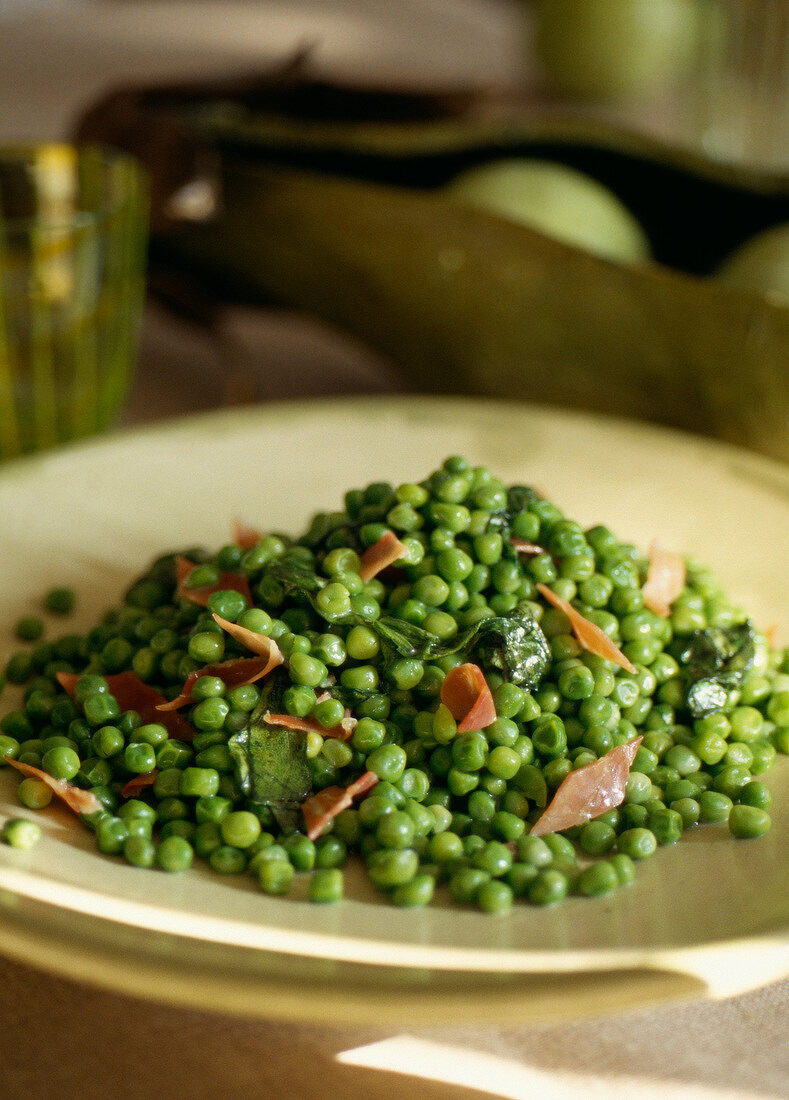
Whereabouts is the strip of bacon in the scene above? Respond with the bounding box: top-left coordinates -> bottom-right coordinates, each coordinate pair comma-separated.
536,583 -> 636,674
157,654 -> 283,711
509,538 -> 547,556
121,771 -> 158,799
57,670 -> 195,742
440,662 -> 497,733
175,556 -> 252,607
358,530 -> 408,582
263,710 -> 357,741
530,736 -> 642,836
5,756 -> 103,816
302,770 -> 379,840
642,542 -> 686,618
233,519 -> 264,551
212,614 -> 286,666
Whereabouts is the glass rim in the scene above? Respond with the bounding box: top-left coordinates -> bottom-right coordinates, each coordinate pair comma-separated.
0,141 -> 148,231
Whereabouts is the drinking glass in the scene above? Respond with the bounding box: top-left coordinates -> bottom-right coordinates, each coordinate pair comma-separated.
0,144 -> 148,459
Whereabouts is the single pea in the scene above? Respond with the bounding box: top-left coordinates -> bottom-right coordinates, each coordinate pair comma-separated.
258,859 -> 295,895
579,820 -> 616,856
315,835 -> 348,869
15,616 -> 44,642
220,811 -> 262,849
449,866 -> 491,905
577,861 -> 619,897
16,777 -> 53,810
528,869 -> 569,906
608,853 -> 636,885
83,692 -> 121,727
282,834 -> 316,871
366,744 -> 407,783
2,817 -> 42,848
617,827 -> 657,860
120,832 -> 156,869
648,807 -> 684,845
96,816 -> 129,855
698,790 -> 733,824
739,781 -> 772,810
209,845 -> 247,874
728,804 -> 771,839
366,847 -> 419,888
476,879 -> 513,913
124,742 -> 157,775
41,745 -> 80,781
0,735 -> 20,762
44,587 -> 75,615
472,840 -> 513,877
309,867 -> 344,903
157,835 -> 194,872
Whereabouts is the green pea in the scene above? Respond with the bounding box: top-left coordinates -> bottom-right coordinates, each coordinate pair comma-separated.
309,867 -> 344,903
578,861 -> 619,897
258,859 -> 295,895
390,873 -> 435,908
124,836 -> 156,868
449,867 -> 491,905
367,848 -> 419,888
528,869 -> 569,906
367,744 -> 407,782
41,745 -> 80,781
2,817 -> 42,849
728,804 -> 771,839
579,820 -> 616,856
157,835 -> 194,872
44,587 -> 75,615
617,828 -> 657,860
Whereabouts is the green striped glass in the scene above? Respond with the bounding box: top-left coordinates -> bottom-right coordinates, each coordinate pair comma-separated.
0,144 -> 148,459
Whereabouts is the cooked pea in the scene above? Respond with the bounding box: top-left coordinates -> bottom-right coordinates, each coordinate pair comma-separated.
728,805 -> 771,839
2,817 -> 42,849
617,828 -> 657,860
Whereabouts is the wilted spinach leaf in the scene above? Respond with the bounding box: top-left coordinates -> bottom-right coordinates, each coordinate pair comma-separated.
229,672 -> 312,830
372,606 -> 550,688
485,485 -> 540,535
680,621 -> 757,717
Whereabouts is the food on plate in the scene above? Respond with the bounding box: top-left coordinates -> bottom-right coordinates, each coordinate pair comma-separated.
1,457 -> 785,913
444,159 -> 651,264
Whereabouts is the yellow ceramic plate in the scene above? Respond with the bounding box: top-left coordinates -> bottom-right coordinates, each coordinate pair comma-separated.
0,397 -> 787,1024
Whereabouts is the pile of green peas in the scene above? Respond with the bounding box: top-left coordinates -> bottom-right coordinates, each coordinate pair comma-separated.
0,456 -> 786,913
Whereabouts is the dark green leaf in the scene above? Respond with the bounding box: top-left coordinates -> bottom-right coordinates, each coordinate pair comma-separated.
680,621 -> 757,717
372,607 -> 550,688
229,672 -> 312,829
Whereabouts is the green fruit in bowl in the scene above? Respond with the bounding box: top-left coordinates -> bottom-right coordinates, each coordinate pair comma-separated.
532,0 -> 701,102
444,158 -> 651,264
716,223 -> 789,304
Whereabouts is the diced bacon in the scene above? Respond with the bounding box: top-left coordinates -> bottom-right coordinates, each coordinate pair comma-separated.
536,583 -> 636,674
440,662 -> 497,733
263,710 -> 356,741
157,654 -> 283,711
233,519 -> 264,551
212,614 -> 286,665
121,771 -> 158,798
57,670 -> 195,742
642,543 -> 686,618
358,530 -> 408,582
301,770 -> 379,840
175,556 -> 252,607
530,737 -> 643,837
509,538 -> 547,556
4,756 -> 103,816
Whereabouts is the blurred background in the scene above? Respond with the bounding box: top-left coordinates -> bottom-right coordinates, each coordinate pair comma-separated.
0,0 -> 787,451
